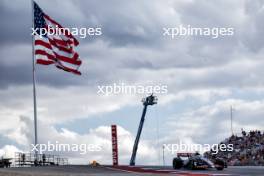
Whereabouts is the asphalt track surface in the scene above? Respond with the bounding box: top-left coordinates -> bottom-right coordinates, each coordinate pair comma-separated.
0,165 -> 263,176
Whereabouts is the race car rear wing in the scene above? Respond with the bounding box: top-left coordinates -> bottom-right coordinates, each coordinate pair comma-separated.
177,153 -> 194,157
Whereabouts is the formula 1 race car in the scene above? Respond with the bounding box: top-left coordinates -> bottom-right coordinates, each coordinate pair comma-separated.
172,152 -> 225,170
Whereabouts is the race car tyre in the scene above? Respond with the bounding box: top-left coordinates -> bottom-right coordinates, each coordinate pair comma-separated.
216,167 -> 224,170
173,158 -> 183,169
215,158 -> 224,170
186,160 -> 195,170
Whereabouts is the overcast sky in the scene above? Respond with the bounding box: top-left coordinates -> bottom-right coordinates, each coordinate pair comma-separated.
1,0 -> 264,165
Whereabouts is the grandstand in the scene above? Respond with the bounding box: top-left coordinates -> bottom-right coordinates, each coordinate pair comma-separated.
205,130 -> 264,166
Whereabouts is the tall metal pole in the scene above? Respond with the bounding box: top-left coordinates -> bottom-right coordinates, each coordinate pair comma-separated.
31,0 -> 38,158
130,95 -> 157,166
162,145 -> 165,166
130,105 -> 147,166
230,106 -> 233,135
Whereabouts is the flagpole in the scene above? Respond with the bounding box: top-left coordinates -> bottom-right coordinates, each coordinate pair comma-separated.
31,0 -> 38,159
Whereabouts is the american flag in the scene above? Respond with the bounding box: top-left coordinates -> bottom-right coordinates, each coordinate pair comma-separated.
33,1 -> 82,75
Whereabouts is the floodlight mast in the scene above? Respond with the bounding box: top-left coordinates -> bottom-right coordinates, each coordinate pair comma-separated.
130,94 -> 157,166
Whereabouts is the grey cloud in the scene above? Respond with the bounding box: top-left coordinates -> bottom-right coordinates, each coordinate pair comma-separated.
0,58 -> 88,89
0,0 -> 31,45
1,0 -> 264,110
163,98 -> 264,146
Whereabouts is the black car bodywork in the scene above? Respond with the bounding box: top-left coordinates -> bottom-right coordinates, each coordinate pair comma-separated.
172,153 -> 225,170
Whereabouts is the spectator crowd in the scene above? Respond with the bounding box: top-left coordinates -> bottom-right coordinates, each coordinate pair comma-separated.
205,130 -> 264,166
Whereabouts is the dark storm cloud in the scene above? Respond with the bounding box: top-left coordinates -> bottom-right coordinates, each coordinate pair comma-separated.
0,0 -> 160,46
0,59 -> 90,89
0,1 -> 31,45
74,0 -> 163,46
0,62 -> 31,89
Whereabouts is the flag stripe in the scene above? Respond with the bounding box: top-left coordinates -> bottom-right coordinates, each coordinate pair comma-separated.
52,38 -> 73,47
35,49 -> 81,65
56,65 -> 81,75
48,38 -> 73,53
35,39 -> 73,54
36,59 -> 55,65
